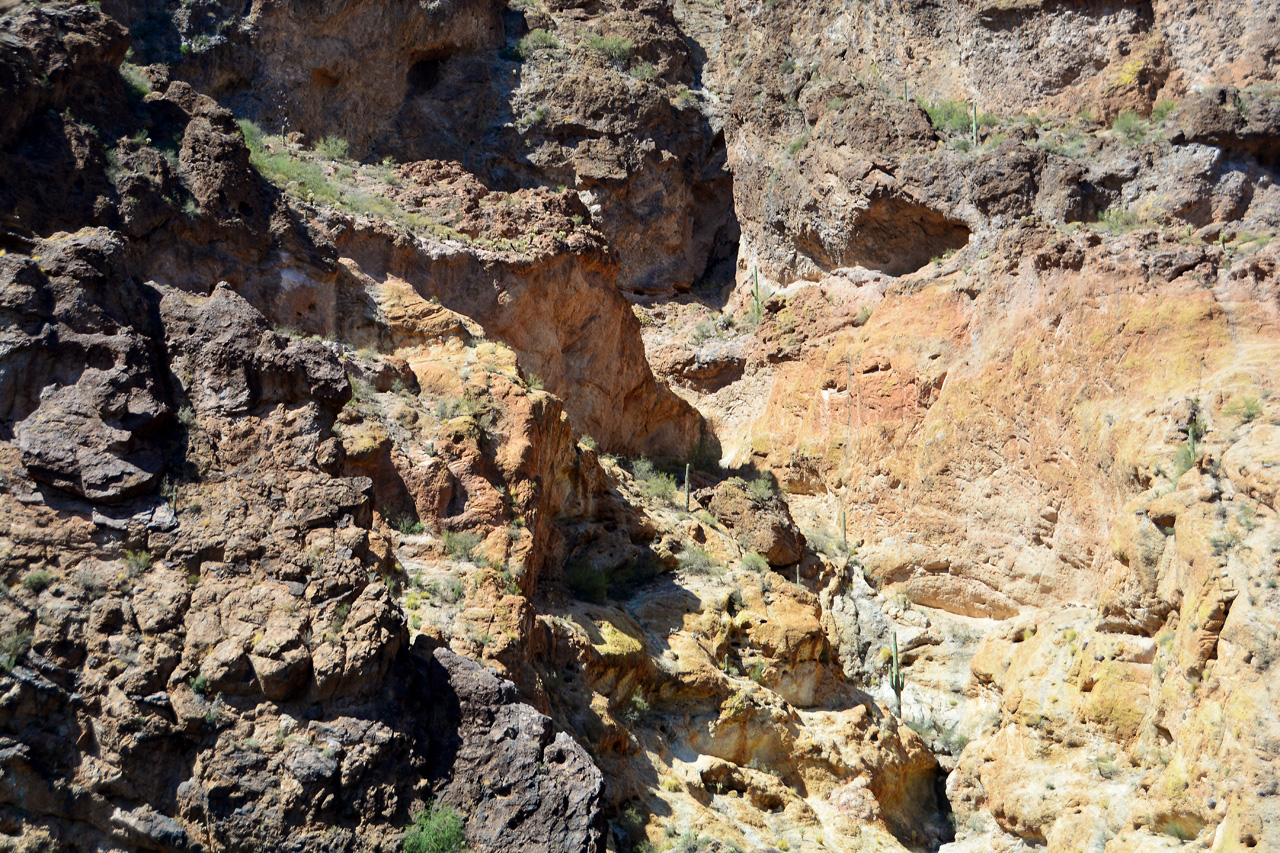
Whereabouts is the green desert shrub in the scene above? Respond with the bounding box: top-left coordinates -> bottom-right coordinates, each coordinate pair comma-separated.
249,147 -> 339,203
1225,395 -> 1262,423
1097,206 -> 1140,233
619,690 -> 650,725
1210,531 -> 1241,556
425,577 -> 465,604
123,549 -> 152,574
566,550 -> 663,603
0,630 -> 32,673
402,801 -> 467,853
516,104 -> 549,132
22,571 -> 53,594
565,558 -> 608,604
237,118 -> 265,152
1151,99 -> 1178,123
746,475 -> 775,506
314,135 -> 350,160
120,62 -> 152,100
632,457 -> 677,505
441,530 -> 482,563
586,34 -> 632,62
1112,109 -> 1147,143
678,546 -> 720,576
922,99 -> 998,134
608,550 -> 664,598
394,514 -> 426,535
517,28 -> 559,59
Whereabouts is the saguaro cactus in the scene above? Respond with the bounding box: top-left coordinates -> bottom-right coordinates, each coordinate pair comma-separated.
890,631 -> 906,716
749,267 -> 768,325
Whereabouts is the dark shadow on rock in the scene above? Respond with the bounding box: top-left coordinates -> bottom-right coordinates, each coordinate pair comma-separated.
796,194 -> 972,277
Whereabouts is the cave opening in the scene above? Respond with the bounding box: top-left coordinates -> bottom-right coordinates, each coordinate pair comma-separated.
933,764 -> 956,848
798,195 -> 971,277
883,742 -> 957,851
407,58 -> 443,97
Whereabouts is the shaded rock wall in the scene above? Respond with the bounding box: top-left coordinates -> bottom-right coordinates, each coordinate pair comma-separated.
108,0 -> 741,297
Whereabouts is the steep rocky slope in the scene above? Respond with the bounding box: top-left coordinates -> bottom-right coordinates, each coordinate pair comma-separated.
2,1 -> 1280,852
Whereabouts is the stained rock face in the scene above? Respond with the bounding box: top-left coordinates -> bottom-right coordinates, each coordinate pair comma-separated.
318,203 -> 703,456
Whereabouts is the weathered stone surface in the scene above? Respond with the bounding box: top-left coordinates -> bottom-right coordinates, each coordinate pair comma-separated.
0,226 -> 607,852
5,0 -> 1280,852
2,230 -> 170,501
425,645 -> 606,853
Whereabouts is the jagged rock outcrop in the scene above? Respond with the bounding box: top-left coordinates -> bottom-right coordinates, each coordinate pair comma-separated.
4,231 -> 172,501
0,225 -> 607,852
424,644 -> 606,853
702,477 -> 805,567
0,8 -> 624,845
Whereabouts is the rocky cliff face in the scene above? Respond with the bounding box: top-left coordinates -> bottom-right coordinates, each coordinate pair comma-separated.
2,0 -> 1280,852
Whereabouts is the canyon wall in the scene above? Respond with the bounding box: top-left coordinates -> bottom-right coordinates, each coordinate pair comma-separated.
1,1 -> 1279,852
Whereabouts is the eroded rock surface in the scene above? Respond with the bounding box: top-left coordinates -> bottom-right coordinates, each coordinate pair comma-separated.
4,0 -> 1280,852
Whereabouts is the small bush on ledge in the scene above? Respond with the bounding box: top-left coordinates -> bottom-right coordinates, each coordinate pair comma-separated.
517,28 -> 560,59
402,801 -> 467,853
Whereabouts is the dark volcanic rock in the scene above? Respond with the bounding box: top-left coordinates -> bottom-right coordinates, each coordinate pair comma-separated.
425,645 -> 607,853
1,230 -> 171,501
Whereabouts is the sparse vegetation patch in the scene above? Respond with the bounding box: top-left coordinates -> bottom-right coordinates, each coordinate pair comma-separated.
632,457 -> 678,505
402,801 -> 467,853
586,34 -> 633,62
517,28 -> 560,59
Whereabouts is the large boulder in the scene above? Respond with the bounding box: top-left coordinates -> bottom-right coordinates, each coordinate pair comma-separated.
705,477 -> 805,566
2,231 -> 170,501
423,644 -> 607,853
